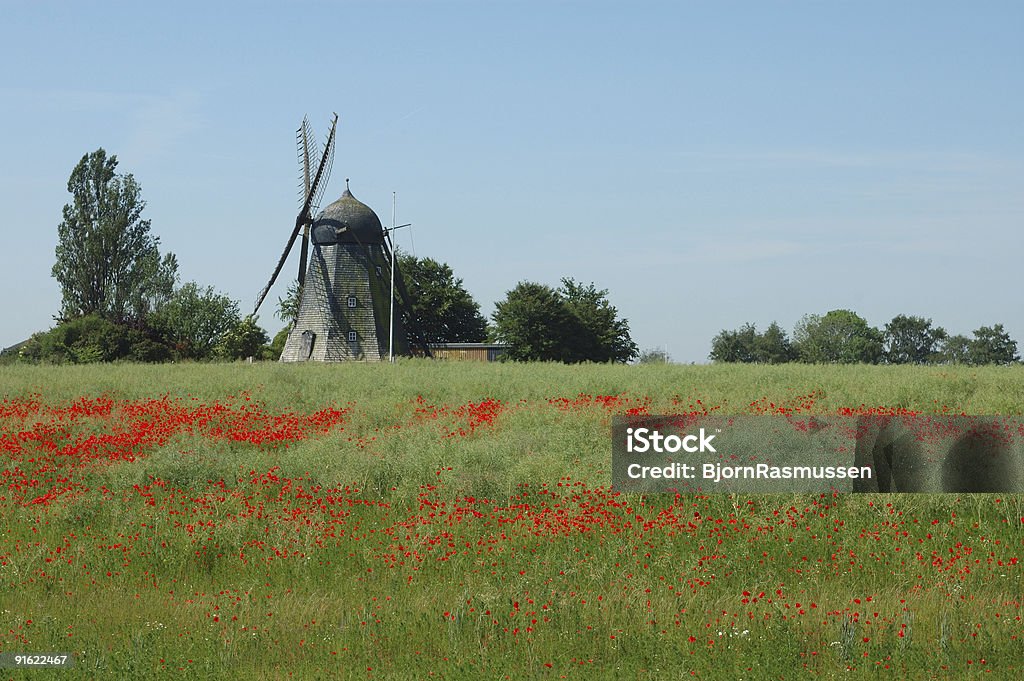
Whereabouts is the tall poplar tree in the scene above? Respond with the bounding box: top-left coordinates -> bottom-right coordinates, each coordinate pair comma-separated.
52,148 -> 177,323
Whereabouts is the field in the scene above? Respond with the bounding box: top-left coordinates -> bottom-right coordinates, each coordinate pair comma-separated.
1,361 -> 1023,679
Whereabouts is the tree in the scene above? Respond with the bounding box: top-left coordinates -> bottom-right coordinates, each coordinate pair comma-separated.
276,280 -> 302,324
558,278 -> 638,363
153,282 -> 241,360
491,282 -> 574,362
491,280 -> 637,363
129,251 -> 179,322
18,314 -> 169,364
709,323 -> 758,363
793,310 -> 883,364
52,149 -> 177,324
938,326 -> 1019,365
269,327 -> 290,359
397,254 -> 487,343
754,321 -> 796,363
883,315 -> 947,364
709,322 -> 795,364
217,316 -> 270,360
637,347 -> 671,364
968,324 -> 1019,366
938,334 -> 972,364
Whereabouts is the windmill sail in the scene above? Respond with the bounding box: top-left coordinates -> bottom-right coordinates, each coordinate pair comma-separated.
298,116 -> 318,200
253,114 -> 338,315
296,117 -> 317,287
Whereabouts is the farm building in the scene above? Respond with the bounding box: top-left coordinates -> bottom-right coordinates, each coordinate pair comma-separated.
426,343 -> 509,362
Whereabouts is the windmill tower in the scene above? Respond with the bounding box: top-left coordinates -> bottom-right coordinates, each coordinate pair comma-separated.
254,114 -> 428,362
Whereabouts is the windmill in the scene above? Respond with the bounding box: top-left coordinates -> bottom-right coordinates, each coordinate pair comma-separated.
254,114 -> 429,362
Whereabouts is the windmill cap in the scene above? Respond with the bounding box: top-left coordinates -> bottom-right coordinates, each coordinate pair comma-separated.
312,182 -> 384,245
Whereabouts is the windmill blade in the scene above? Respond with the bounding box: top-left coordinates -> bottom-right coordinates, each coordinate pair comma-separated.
296,116 -> 319,206
256,114 -> 339,316
306,113 -> 338,217
296,114 -> 338,287
295,116 -> 318,288
253,214 -> 305,315
297,223 -> 310,288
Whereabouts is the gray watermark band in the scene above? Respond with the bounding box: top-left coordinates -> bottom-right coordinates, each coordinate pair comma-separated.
611,414 -> 1024,493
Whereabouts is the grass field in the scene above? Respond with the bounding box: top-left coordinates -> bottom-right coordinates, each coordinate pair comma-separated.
1,361 -> 1022,679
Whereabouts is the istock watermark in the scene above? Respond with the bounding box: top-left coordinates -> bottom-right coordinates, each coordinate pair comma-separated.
625,426 -> 717,453
611,414 -> 1024,493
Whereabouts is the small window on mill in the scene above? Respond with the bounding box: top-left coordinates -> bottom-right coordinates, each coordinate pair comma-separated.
347,296 -> 357,308
348,331 -> 357,343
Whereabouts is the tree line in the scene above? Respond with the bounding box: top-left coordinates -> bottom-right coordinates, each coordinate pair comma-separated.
11,149 -> 269,364
391,260 -> 639,363
710,310 -> 1020,366
6,148 -> 639,365
35,148 -> 1012,369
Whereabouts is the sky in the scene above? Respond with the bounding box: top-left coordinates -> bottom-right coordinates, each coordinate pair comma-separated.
1,1 -> 1021,363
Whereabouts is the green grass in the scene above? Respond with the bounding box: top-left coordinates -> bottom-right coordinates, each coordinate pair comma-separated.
1,361 -> 1022,679
4,360 -> 1023,414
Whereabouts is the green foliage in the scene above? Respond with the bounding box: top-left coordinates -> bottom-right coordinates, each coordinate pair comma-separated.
559,277 -> 638,363
216,316 -> 270,360
938,334 -> 972,364
152,282 -> 241,360
710,322 -> 758,363
132,251 -> 179,321
968,324 -> 1019,366
711,313 -> 1018,367
491,279 -> 637,363
756,321 -> 796,363
637,347 -> 671,364
17,313 -> 170,364
269,327 -> 290,359
709,321 -> 795,363
793,310 -> 883,364
124,334 -> 173,363
52,149 -> 178,324
491,281 -> 571,362
43,149 -> 258,365
397,253 -> 487,343
276,280 -> 302,323
884,315 -> 947,364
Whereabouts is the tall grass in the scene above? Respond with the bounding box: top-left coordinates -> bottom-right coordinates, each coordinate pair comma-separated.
1,361 -> 1022,679
4,360 -> 1024,412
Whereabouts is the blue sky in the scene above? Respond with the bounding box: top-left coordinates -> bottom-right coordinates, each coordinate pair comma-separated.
2,1 -> 1021,362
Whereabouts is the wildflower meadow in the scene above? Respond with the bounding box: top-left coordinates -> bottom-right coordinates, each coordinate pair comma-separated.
1,361 -> 1022,679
